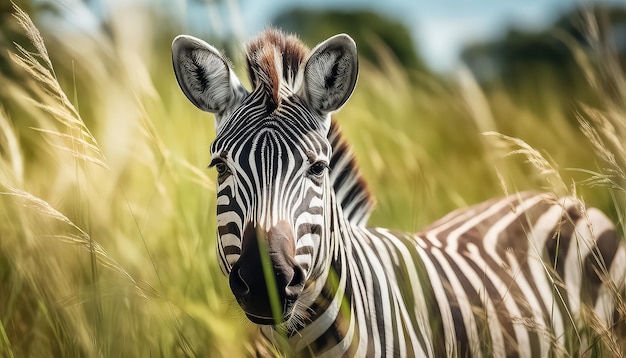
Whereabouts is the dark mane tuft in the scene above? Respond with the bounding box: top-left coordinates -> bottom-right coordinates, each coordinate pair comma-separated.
245,29 -> 309,105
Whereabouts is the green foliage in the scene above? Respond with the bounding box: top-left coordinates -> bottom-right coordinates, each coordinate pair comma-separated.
461,4 -> 626,116
0,2 -> 624,357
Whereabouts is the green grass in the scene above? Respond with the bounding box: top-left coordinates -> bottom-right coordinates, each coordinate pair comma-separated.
0,3 -> 624,357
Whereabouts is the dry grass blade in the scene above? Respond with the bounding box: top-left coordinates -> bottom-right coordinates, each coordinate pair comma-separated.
577,108 -> 626,181
0,109 -> 23,184
0,323 -> 14,358
11,2 -> 52,71
1,184 -> 82,231
483,131 -> 567,193
33,128 -> 110,168
9,2 -> 109,171
51,234 -> 144,296
571,168 -> 624,192
568,11 -> 626,178
577,114 -> 617,168
0,185 -> 142,296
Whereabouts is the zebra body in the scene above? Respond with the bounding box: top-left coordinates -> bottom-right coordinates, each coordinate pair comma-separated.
259,191 -> 624,357
172,29 -> 626,357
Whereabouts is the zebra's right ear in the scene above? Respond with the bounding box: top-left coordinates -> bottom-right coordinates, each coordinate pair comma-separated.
172,35 -> 247,117
299,34 -> 358,116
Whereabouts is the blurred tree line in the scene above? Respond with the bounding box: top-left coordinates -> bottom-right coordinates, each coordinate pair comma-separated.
461,4 -> 626,114
462,4 -> 626,84
3,1 -> 625,80
272,8 -> 427,72
2,1 -> 626,119
273,4 -> 626,116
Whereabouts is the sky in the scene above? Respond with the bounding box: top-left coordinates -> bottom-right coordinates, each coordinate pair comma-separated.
56,0 -> 626,72
242,1 -> 568,71
178,0 -> 625,72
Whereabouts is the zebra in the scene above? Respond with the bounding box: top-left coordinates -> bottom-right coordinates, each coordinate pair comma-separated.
171,29 -> 626,357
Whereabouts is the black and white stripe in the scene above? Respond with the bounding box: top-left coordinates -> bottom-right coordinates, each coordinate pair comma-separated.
257,192 -> 625,357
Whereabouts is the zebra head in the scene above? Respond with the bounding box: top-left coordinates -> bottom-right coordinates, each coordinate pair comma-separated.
172,30 -> 358,325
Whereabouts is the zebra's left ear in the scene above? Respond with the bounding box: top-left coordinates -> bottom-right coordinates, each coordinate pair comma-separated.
172,35 -> 247,118
298,34 -> 358,116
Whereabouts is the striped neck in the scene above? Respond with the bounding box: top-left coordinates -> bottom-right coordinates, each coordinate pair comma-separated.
256,122 -> 374,354
327,120 -> 374,226
256,189 -> 355,355
277,191 -> 362,355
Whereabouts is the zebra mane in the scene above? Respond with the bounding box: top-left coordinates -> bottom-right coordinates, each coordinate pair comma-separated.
328,119 -> 375,226
245,29 -> 309,107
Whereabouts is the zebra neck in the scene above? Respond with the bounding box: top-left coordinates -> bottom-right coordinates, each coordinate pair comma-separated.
267,194 -> 358,355
327,120 -> 374,226
261,192 -> 356,356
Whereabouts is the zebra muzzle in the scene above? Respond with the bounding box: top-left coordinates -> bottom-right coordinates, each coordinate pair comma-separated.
229,221 -> 305,325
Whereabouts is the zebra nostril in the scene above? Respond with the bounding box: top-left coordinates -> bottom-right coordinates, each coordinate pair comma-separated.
229,267 -> 250,298
285,266 -> 305,299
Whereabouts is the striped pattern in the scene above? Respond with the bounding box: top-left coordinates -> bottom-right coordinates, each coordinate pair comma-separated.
259,191 -> 625,357
327,120 -> 374,226
211,86 -> 331,280
172,29 -> 626,357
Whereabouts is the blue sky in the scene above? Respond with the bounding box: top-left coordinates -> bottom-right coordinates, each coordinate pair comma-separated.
58,0 -> 626,72
178,0 -> 625,72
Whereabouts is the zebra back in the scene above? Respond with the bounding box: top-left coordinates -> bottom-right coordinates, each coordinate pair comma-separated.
417,192 -> 626,356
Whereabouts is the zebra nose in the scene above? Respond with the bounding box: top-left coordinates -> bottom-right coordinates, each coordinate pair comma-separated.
285,265 -> 305,300
228,221 -> 306,323
229,264 -> 250,298
229,260 -> 303,301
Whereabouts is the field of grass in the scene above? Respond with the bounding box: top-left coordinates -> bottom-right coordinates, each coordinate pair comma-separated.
0,3 -> 624,357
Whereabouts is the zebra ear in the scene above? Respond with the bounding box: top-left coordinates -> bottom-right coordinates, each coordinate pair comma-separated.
172,35 -> 247,117
299,34 -> 358,115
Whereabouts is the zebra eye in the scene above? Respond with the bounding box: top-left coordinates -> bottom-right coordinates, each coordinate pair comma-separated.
215,162 -> 229,176
210,159 -> 230,177
308,161 -> 328,177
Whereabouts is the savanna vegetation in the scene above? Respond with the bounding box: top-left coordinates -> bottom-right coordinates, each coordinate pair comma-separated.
0,1 -> 625,356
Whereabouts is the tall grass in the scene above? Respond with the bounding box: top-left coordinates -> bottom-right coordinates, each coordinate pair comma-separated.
1,4 -> 252,357
0,3 -> 624,357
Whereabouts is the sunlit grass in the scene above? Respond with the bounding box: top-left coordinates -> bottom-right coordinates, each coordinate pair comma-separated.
0,3 -> 624,357
1,4 -> 252,357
